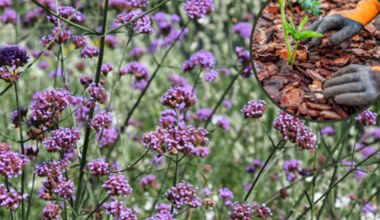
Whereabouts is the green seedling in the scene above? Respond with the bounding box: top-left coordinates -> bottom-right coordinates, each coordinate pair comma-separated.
298,0 -> 323,16
279,0 -> 323,65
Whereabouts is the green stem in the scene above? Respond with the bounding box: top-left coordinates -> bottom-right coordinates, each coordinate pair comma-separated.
74,0 -> 109,215
171,155 -> 179,214
280,0 -> 292,64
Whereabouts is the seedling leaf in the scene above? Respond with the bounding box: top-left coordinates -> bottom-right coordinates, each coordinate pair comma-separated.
298,30 -> 323,40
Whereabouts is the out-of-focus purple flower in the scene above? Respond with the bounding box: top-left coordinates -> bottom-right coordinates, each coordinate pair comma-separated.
87,82 -> 108,104
254,203 -> 273,218
216,67 -> 231,76
320,126 -> 335,135
142,124 -> 208,155
182,50 -> 216,72
24,8 -> 43,24
0,67 -> 20,82
115,10 -> 153,33
91,112 -> 112,131
233,22 -> 252,39
168,73 -> 190,88
160,86 -> 197,110
148,203 -> 173,220
42,128 -> 80,153
101,62 -> 113,76
0,0 -> 11,8
151,155 -> 165,167
0,45 -> 29,68
241,100 -> 267,119
53,179 -> 74,199
0,184 -> 27,210
29,89 -> 72,128
109,0 -> 148,11
105,35 -> 118,48
165,181 -> 202,209
196,108 -> 213,122
98,128 -> 119,148
51,27 -> 72,44
356,110 -> 377,126
215,116 -> 230,131
191,146 -> 210,157
103,174 -> 132,197
47,6 -> 86,24
218,187 -> 234,206
235,47 -> 253,78
159,109 -> 184,127
87,159 -> 109,176
80,46 -> 99,58
72,35 -> 87,49
360,146 -> 377,159
129,46 -> 145,60
79,75 -> 93,88
11,106 -> 28,128
139,174 -> 159,189
0,149 -> 29,179
38,60 -> 50,70
183,0 -> 214,19
246,159 -> 264,173
1,8 -> 16,24
362,203 -> 377,214
120,61 -> 150,79
41,202 -> 62,220
63,147 -> 76,162
204,69 -> 218,82
103,200 -> 137,220
274,111 -> 317,150
283,160 -> 301,182
203,188 -> 212,197
72,96 -> 94,126
228,202 -> 253,220
0,142 -> 10,152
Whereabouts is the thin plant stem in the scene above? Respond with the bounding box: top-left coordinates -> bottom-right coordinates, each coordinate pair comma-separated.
171,155 -> 179,214
279,0 -> 292,64
85,196 -> 110,220
74,0 -> 109,215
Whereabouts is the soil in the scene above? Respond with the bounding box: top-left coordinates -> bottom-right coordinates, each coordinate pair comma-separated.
252,0 -> 380,121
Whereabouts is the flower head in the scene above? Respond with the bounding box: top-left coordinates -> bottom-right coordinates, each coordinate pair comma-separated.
183,0 -> 214,19
241,100 -> 266,119
356,109 -> 377,126
103,200 -> 137,220
91,112 -> 112,131
0,45 -> 29,68
115,10 -> 153,33
160,86 -> 197,110
87,82 -> 108,104
87,159 -> 110,176
0,184 -> 27,210
165,181 -> 201,209
0,150 -> 29,179
80,46 -> 99,58
103,174 -> 133,197
228,202 -> 253,220
41,202 -> 62,220
182,50 -> 216,72
42,128 -> 80,152
98,128 -> 119,148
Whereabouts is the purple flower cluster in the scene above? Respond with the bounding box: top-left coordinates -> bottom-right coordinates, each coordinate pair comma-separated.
109,0 -> 149,11
241,99 -> 267,118
196,108 -> 213,122
115,10 -> 153,33
139,174 -> 159,189
273,111 -> 317,150
72,96 -> 94,126
254,203 -> 273,218
120,62 -> 150,91
103,174 -> 133,197
80,46 -> 99,58
283,160 -> 302,182
165,181 -> 202,209
183,0 -> 214,19
246,159 -> 264,173
148,203 -> 173,220
0,148 -> 29,179
43,128 -> 80,152
72,35 -> 87,49
233,22 -> 253,39
160,86 -> 197,110
228,202 -> 253,220
47,6 -> 86,24
11,106 -> 28,128
0,45 -> 29,68
218,187 -> 234,206
141,124 -> 209,156
1,8 -> 16,24
159,109 -> 184,127
29,89 -> 72,128
101,62 -> 113,75
87,159 -> 110,176
0,67 -> 21,83
355,109 -> 377,126
0,184 -> 27,210
235,47 -> 252,77
182,50 -> 216,72
0,0 -> 11,8
41,27 -> 72,50
362,203 -> 377,214
87,82 -> 108,104
53,179 -> 74,199
103,200 -> 137,220
41,202 -> 62,220
91,112 -> 112,131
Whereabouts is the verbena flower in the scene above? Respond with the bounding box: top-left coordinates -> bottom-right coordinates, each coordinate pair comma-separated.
103,200 -> 138,220
183,0 -> 214,19
109,0 -> 149,11
0,184 -> 27,210
0,150 -> 29,179
196,108 -> 213,122
245,159 -> 263,173
141,124 -> 209,155
148,203 -> 173,220
72,35 -> 87,49
362,203 -> 377,214
80,46 -> 99,58
320,126 -> 335,135
1,8 -> 16,24
79,75 -> 94,88
204,69 -> 218,82
24,8 -> 43,25
103,174 -> 133,197
29,89 -> 72,129
53,179 -> 74,199
115,10 -> 153,33
87,82 -> 108,104
47,6 -> 86,24
101,62 -> 113,75
42,128 -> 80,152
0,45 -> 29,68
356,109 -> 377,126
168,73 -> 190,88
41,202 -> 62,220
160,86 -> 197,110
34,160 -> 68,178
98,128 -> 119,148
218,187 -> 234,206
182,50 -> 216,72
87,159 -> 109,176
254,203 -> 273,218
159,109 -> 184,127
283,160 -> 301,182
0,67 -> 20,83
129,46 -> 145,60
120,61 -> 150,79
139,174 -> 159,189
273,111 -> 317,150
105,35 -> 118,48
241,100 -> 267,119
215,116 -> 230,131
0,0 -> 11,8
228,202 -> 253,220
91,112 -> 112,131
165,181 -> 201,209
11,106 -> 28,127
233,22 -> 252,39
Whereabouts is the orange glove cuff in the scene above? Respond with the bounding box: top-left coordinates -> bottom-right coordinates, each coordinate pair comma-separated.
372,66 -> 380,72
339,0 -> 380,25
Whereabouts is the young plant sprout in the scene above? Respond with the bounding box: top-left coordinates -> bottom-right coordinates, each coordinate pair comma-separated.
279,0 -> 323,65
298,0 -> 323,15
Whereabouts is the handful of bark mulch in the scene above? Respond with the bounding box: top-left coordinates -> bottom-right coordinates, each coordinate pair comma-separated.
252,0 -> 380,121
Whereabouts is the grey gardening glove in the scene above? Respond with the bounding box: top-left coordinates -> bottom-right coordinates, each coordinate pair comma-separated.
301,16 -> 363,46
323,64 -> 380,106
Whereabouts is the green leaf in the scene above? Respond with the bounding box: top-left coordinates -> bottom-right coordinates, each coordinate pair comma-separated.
298,30 -> 323,40
298,16 -> 309,31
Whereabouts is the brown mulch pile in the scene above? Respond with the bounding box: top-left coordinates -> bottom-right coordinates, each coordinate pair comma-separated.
252,0 -> 380,120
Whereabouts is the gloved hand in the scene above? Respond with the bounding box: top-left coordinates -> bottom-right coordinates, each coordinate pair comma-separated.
323,64 -> 380,106
302,0 -> 380,46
